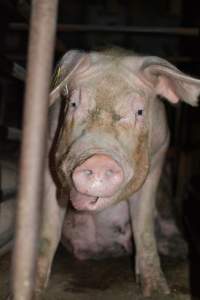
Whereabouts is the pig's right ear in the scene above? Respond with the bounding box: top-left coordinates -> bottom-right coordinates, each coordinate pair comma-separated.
49,50 -> 89,106
140,57 -> 200,106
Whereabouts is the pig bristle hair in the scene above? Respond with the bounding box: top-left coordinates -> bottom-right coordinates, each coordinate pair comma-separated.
100,47 -> 138,58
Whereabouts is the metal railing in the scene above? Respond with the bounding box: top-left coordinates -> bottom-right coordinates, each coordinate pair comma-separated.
9,23 -> 200,37
11,1 -> 58,299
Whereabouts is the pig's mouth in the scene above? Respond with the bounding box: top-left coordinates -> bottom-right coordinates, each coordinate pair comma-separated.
70,187 -> 117,212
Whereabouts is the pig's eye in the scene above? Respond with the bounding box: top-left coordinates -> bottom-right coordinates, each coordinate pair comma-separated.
71,102 -> 76,107
69,97 -> 80,108
137,109 -> 143,116
69,89 -> 80,109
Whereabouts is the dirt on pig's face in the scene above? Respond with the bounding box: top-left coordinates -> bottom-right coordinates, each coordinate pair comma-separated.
54,67 -> 150,211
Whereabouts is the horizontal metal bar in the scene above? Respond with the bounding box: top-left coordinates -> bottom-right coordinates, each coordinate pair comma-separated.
9,22 -> 200,37
6,53 -> 200,64
11,0 -> 67,53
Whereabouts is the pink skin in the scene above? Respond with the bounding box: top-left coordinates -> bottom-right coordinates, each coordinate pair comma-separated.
70,186 -> 124,212
72,154 -> 124,197
33,50 -> 200,297
71,154 -> 125,211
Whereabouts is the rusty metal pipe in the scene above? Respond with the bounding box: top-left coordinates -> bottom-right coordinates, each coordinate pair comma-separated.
11,0 -> 58,299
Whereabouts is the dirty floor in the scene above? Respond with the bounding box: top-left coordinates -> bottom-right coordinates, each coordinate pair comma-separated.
0,245 -> 197,300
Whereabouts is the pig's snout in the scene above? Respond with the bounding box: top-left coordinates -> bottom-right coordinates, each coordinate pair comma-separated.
72,154 -> 124,197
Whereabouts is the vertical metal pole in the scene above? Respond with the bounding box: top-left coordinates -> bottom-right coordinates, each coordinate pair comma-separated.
11,1 -> 58,299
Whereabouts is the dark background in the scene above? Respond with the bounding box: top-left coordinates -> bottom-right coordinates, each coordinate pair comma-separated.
1,0 -> 200,145
0,0 -> 200,298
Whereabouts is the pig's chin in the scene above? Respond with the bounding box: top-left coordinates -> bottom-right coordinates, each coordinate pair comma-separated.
70,188 -> 116,212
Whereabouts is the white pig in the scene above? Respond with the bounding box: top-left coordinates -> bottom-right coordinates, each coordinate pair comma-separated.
35,49 -> 200,297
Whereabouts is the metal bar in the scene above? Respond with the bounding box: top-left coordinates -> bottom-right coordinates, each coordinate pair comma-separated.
6,53 -> 200,64
9,22 -> 200,37
9,1 -> 67,52
11,0 -> 58,299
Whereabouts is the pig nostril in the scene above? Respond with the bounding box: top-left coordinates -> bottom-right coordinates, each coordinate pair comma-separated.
90,197 -> 99,204
106,169 -> 114,177
84,169 -> 93,176
72,154 -> 124,197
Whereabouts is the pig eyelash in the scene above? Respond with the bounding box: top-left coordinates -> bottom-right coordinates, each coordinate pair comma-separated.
60,86 -> 69,100
61,87 -> 79,108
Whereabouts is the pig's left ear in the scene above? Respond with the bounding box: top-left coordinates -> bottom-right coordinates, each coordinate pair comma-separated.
140,57 -> 200,106
49,50 -> 89,106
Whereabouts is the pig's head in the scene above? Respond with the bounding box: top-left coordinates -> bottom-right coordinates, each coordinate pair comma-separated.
50,49 -> 200,212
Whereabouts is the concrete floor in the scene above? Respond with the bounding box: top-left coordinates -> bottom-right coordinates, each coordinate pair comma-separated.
0,246 -> 192,300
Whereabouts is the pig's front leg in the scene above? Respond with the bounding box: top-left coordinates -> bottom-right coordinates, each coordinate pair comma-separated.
129,142 -> 170,297
35,163 -> 66,295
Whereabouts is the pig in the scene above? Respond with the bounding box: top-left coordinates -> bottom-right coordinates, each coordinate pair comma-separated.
35,48 -> 200,297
